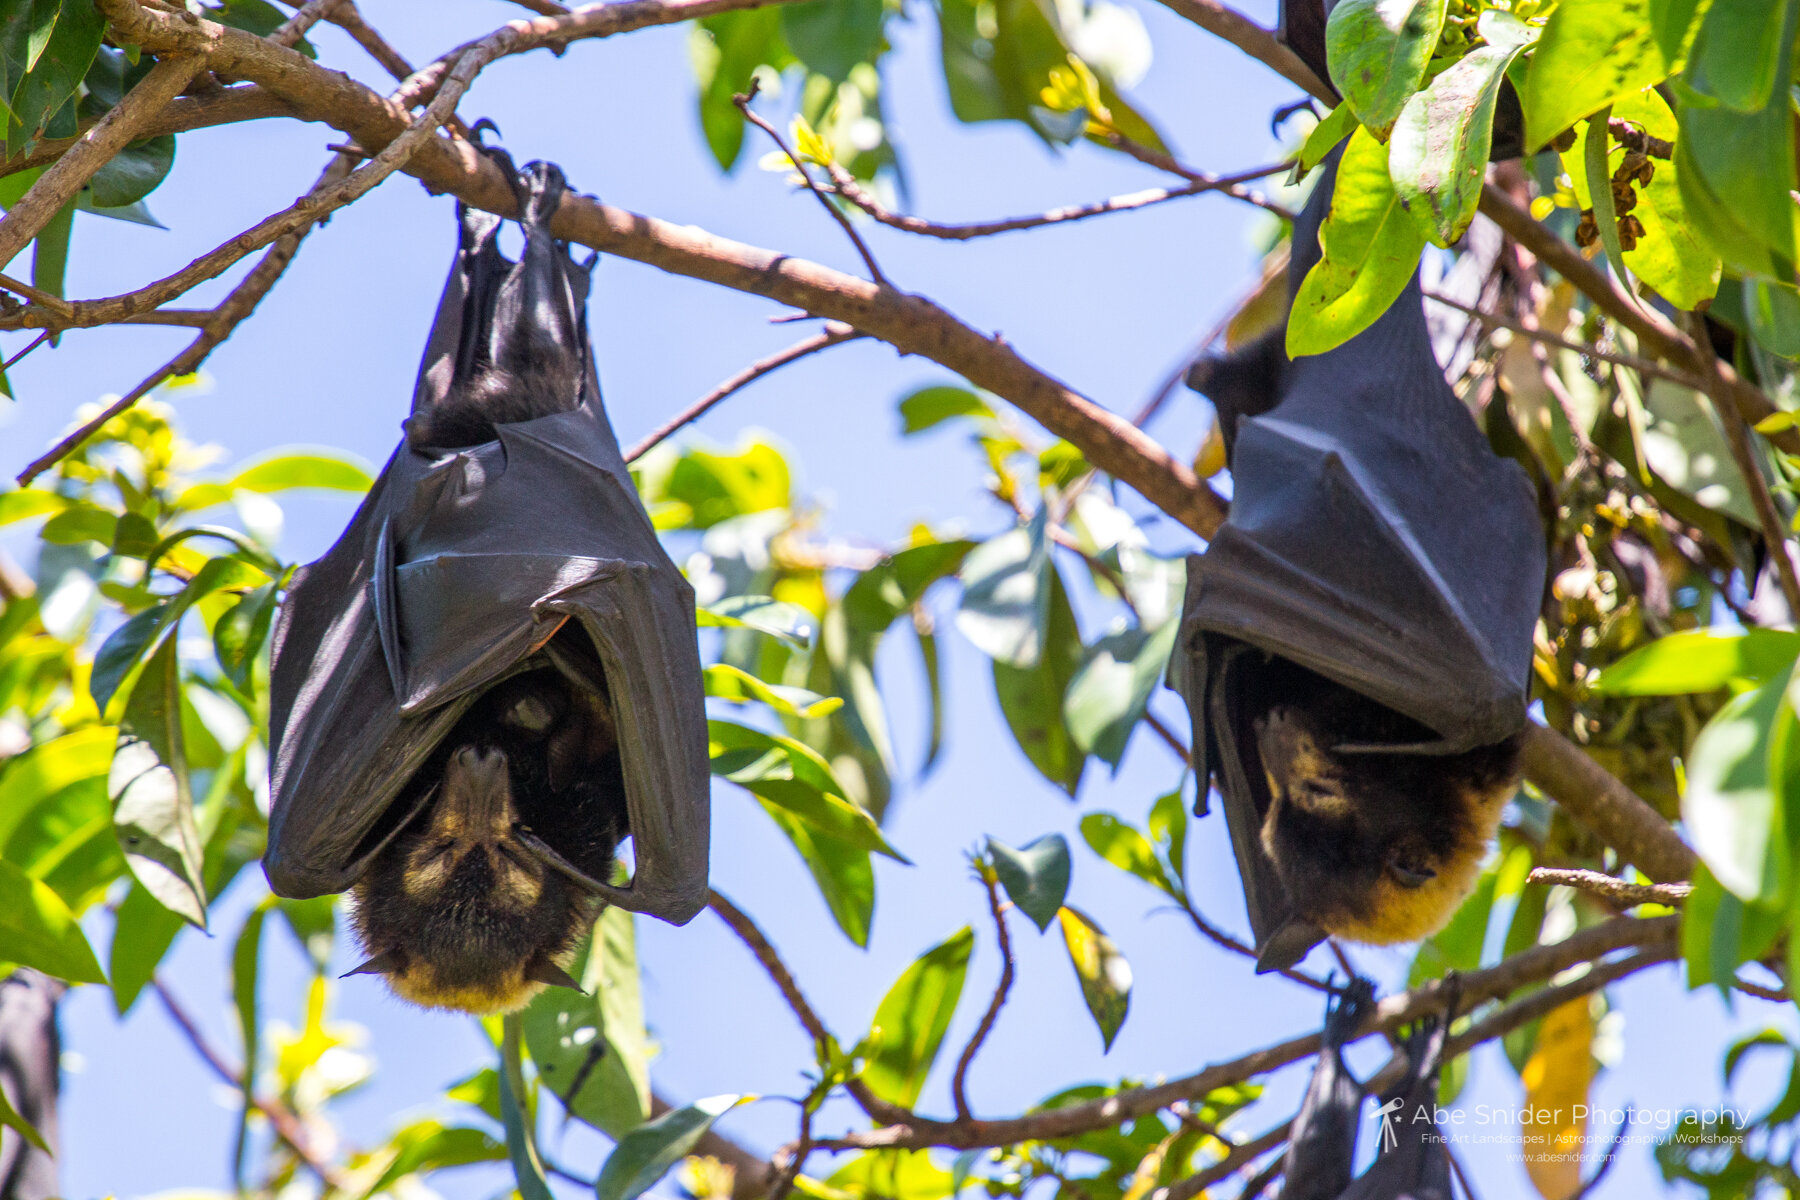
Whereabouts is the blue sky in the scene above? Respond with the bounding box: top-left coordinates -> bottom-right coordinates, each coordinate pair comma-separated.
2,1 -> 1792,1195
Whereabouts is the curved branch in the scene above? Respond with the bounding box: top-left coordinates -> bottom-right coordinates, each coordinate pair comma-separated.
1527,867 -> 1691,907
951,869 -> 1017,1121
1149,0 -> 1331,103
1518,724 -> 1696,883
1,88 -> 297,181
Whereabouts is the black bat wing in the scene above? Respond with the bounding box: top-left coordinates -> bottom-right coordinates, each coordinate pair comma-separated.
1340,1014 -> 1454,1200
265,164 -> 710,925
1280,976 -> 1373,1200
1171,148 -> 1544,961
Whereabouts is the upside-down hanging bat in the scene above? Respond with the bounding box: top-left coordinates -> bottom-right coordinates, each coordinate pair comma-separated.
1341,999 -> 1456,1200
263,157 -> 711,1014
1280,975 -> 1373,1200
1168,145 -> 1544,972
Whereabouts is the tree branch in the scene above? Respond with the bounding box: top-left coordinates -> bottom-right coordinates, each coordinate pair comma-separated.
951,868 -> 1017,1122
625,323 -> 862,462
0,53 -> 206,274
1,87 -> 297,181
1527,867 -> 1691,907
808,916 -> 1676,1152
823,160 -> 1293,237
1149,0 -> 1332,103
736,82 -> 890,289
152,978 -> 348,1189
1517,723 -> 1696,883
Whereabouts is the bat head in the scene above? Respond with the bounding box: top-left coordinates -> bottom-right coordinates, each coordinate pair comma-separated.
1253,689 -> 1520,947
347,667 -> 627,1013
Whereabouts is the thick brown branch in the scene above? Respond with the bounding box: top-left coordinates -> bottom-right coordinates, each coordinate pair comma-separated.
80,0 -> 1231,540
951,870 -> 1017,1121
824,160 -> 1293,237
1150,0 -> 1332,102
1528,867 -> 1691,907
1518,724 -> 1696,883
152,978 -> 348,1188
625,323 -> 861,462
0,54 -> 206,274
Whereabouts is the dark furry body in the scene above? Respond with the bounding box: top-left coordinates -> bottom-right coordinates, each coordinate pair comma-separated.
1243,655 -> 1522,943
406,364 -> 581,450
350,663 -> 628,1011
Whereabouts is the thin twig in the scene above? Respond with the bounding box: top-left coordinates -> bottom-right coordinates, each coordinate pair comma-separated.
767,1102 -> 814,1200
269,0 -> 347,46
0,53 -> 207,273
1097,134 -> 1297,222
152,978 -> 349,1188
951,869 -> 1017,1122
1176,894 -> 1331,993
823,160 -> 1293,237
1732,976 -> 1791,1003
734,81 -> 890,288
625,323 -> 862,462
1423,288 -> 1709,392
708,890 -> 834,1049
1144,712 -> 1191,765
0,273 -> 72,317
1687,310 -> 1800,616
1527,867 -> 1691,907
16,154 -> 353,485
2,331 -> 50,370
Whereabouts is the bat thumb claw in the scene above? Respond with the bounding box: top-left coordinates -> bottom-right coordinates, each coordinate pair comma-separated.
342,950 -> 403,979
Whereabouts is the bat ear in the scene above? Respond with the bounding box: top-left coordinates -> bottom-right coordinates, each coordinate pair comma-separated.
525,958 -> 585,993
342,950 -> 403,979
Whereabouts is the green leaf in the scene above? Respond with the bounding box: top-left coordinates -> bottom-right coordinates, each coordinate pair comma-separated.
84,134 -> 172,207
1325,0 -> 1446,140
863,927 -> 974,1107
1409,866 -> 1498,985
0,726 -> 116,850
39,501 -> 115,546
91,556 -> 256,717
28,196 -> 70,300
1147,784 -> 1188,889
782,0 -> 883,83
957,508 -> 1051,668
230,900 -> 269,1183
1556,88 -> 1717,308
497,1017 -> 554,1200
1590,628 -> 1800,694
710,720 -> 907,860
5,0 -> 102,160
1683,673 -> 1790,904
1287,126 -> 1428,357
842,540 -> 976,631
899,385 -> 996,435
1057,906 -> 1130,1050
0,1081 -> 47,1155
986,834 -> 1071,932
992,567 -> 1085,795
524,907 -> 651,1138
1683,0 -> 1790,111
229,452 -> 372,493
1521,0 -> 1675,152
691,10 -> 792,172
705,663 -> 842,718
109,638 -> 206,928
1062,619 -> 1178,770
1079,812 -> 1175,896
664,440 -> 792,528
594,1095 -> 750,1200
696,595 -> 817,645
360,1122 -> 506,1195
1299,102 -> 1358,172
1388,11 -> 1537,247
0,490 -> 61,524
0,856 -> 105,983
1748,280 -> 1800,359
1584,106 -> 1639,313
761,802 -> 876,945
212,582 -> 276,697
1676,0 -> 1799,273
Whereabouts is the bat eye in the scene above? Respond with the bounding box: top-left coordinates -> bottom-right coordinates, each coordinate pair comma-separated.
1388,858 -> 1437,888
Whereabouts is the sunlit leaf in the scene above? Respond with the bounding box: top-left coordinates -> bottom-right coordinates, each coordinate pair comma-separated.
0,856 -> 105,983
1058,906 -> 1130,1050
1325,0 -> 1446,139
899,385 -> 996,435
1590,628 -> 1800,694
109,638 -> 206,928
1682,674 -> 1789,904
1079,812 -> 1174,896
697,595 -> 817,645
595,1094 -> 751,1200
1521,0 -> 1674,151
957,508 -> 1051,669
228,451 -> 372,494
864,927 -> 974,1107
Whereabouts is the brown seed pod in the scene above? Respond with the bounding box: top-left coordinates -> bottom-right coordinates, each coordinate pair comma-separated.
1551,127 -> 1579,153
1618,213 -> 1645,251
1576,210 -> 1599,247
